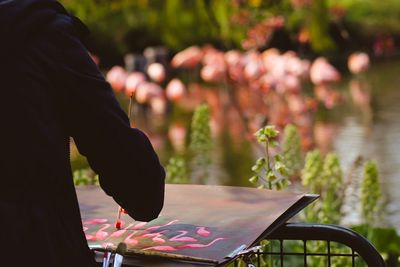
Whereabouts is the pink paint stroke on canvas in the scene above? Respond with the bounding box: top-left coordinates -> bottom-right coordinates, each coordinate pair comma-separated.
132,221 -> 147,229
95,224 -> 111,241
196,227 -> 211,237
145,220 -> 179,232
169,231 -> 198,242
83,218 -> 226,253
124,231 -> 139,246
110,223 -> 135,238
142,246 -> 177,251
177,238 -> 226,249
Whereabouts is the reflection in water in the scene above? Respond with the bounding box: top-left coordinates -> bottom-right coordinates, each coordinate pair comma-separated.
334,60 -> 400,232
314,122 -> 339,154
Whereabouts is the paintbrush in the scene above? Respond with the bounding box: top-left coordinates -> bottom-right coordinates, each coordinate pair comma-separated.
115,93 -> 135,229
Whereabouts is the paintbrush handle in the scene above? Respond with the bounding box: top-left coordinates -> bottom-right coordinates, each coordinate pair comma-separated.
115,93 -> 135,229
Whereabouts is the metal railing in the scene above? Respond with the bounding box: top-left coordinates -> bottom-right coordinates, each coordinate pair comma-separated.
232,223 -> 386,267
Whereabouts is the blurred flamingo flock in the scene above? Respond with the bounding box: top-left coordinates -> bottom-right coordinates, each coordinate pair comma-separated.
103,46 -> 370,157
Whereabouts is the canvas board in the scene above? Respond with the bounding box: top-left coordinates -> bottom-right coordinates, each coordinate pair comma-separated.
77,184 -> 317,265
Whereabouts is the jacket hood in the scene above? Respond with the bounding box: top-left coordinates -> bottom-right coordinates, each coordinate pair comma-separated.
0,0 -> 88,52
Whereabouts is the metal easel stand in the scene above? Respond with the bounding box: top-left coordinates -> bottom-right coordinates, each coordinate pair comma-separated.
233,223 -> 386,267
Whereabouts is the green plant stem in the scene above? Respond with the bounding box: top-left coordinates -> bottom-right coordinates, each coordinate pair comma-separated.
265,137 -> 271,170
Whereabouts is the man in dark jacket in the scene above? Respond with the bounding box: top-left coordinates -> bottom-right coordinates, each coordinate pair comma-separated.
0,0 -> 165,266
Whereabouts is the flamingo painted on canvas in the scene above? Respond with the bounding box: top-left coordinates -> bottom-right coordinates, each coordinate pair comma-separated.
177,237 -> 226,249
85,234 -> 96,241
142,246 -> 177,251
152,233 -> 167,244
110,223 -> 135,238
95,224 -> 111,241
145,220 -> 179,232
169,231 -> 198,242
137,230 -> 167,240
83,226 -> 96,241
124,231 -> 139,246
196,227 -> 211,237
132,221 -> 147,230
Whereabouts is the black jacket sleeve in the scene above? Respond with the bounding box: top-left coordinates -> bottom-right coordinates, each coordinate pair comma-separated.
40,15 -> 165,221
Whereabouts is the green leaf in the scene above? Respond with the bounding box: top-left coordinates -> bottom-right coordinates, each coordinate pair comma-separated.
249,175 -> 259,184
260,239 -> 270,250
275,181 -> 283,190
274,154 -> 283,162
256,157 -> 267,166
275,162 -> 288,176
281,179 -> 290,187
255,131 -> 267,143
263,125 -> 279,138
267,171 -> 276,182
251,164 -> 261,172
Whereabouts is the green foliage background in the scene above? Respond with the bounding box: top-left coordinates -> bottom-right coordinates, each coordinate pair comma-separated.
60,0 -> 400,66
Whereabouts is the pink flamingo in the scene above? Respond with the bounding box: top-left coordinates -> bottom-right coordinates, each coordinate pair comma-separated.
348,52 -> 370,74
150,96 -> 167,115
285,54 -> 303,77
106,66 -> 127,92
224,50 -> 242,67
135,82 -> 163,104
262,48 -> 280,71
147,63 -> 166,83
169,231 -> 198,242
224,50 -> 244,82
282,75 -> 301,94
196,227 -> 210,237
166,79 -> 186,102
200,48 -> 226,82
200,65 -> 225,82
125,72 -> 146,96
171,46 -> 203,69
310,57 -> 341,85
95,224 -> 111,241
243,52 -> 264,81
178,237 -> 225,249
